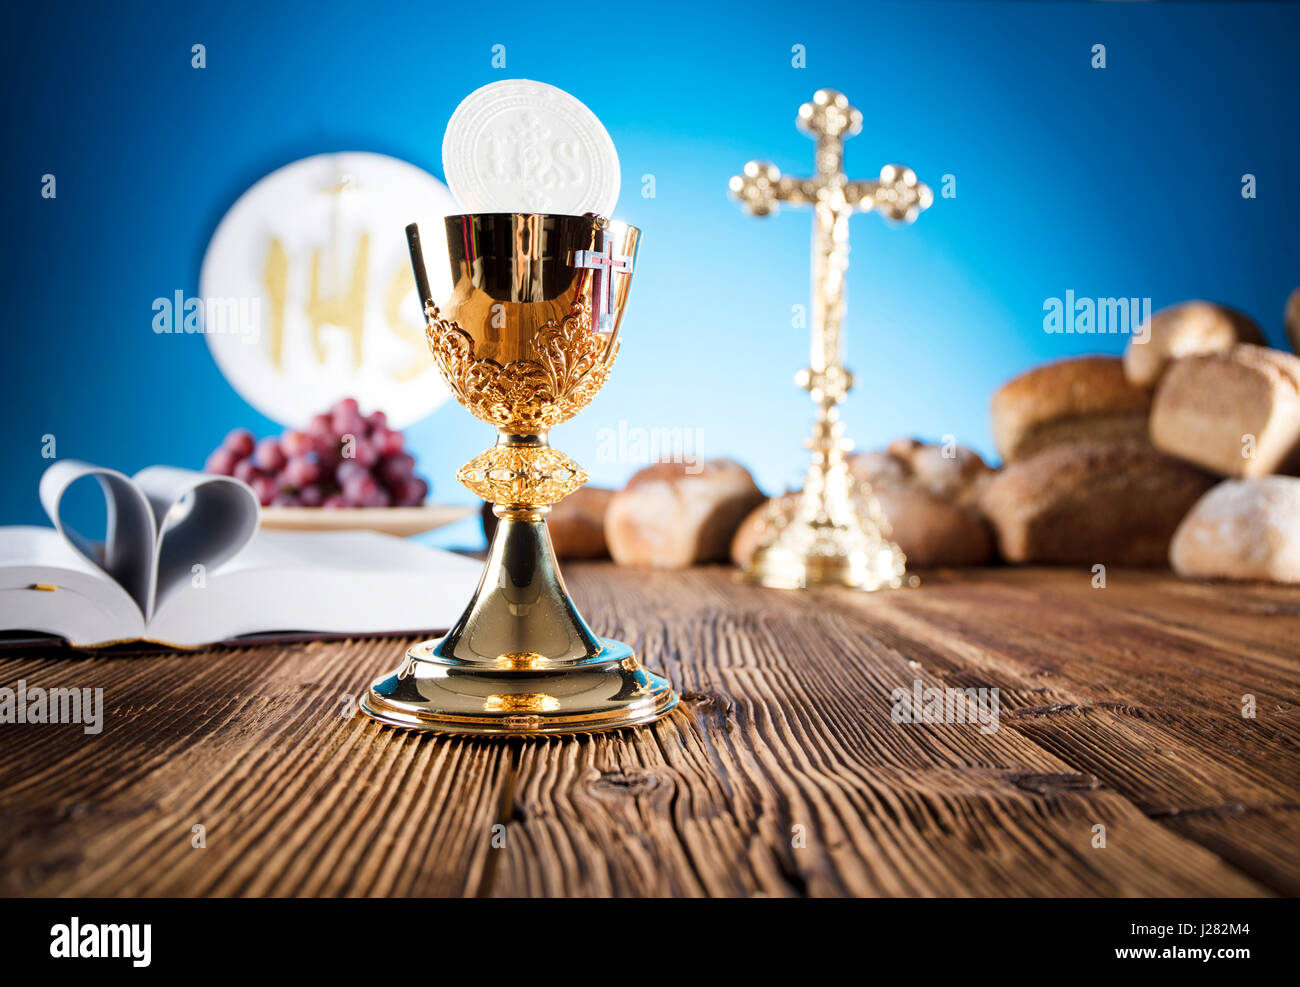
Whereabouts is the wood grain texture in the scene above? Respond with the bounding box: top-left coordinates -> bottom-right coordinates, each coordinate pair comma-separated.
0,566 -> 1296,897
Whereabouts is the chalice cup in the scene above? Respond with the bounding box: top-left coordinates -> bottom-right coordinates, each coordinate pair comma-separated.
360,213 -> 679,736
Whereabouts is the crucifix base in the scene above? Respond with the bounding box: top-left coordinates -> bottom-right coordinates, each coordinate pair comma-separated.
741,393 -> 916,592
742,487 -> 915,592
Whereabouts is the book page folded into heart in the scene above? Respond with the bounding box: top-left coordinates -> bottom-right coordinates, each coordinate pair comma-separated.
1,461 -> 481,648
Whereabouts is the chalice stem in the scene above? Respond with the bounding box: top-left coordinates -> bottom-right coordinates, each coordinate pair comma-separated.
435,431 -> 605,667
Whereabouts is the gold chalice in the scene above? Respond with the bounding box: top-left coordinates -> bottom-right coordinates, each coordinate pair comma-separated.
360,213 -> 678,735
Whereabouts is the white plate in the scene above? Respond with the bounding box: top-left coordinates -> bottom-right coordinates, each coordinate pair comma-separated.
259,504 -> 476,537
199,151 -> 458,428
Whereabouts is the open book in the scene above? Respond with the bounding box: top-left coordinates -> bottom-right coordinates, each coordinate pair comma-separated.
0,461 -> 482,648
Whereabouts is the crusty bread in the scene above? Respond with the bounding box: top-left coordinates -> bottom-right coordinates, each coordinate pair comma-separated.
991,356 -> 1151,463
851,439 -> 995,565
1149,344 -> 1300,477
870,487 -> 994,566
1170,477 -> 1300,582
882,437 -> 992,507
606,459 -> 764,568
979,439 -> 1213,565
1124,300 -> 1264,388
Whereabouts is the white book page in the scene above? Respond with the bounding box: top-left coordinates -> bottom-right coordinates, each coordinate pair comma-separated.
131,466 -> 260,618
147,530 -> 483,647
0,526 -> 144,644
36,461 -> 260,623
38,460 -> 157,614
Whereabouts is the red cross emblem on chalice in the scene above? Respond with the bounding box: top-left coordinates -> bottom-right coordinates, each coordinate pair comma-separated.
573,236 -> 633,332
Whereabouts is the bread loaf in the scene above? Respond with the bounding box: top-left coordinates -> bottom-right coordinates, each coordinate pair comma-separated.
872,488 -> 994,566
730,493 -> 796,568
991,357 -> 1151,463
1123,301 -> 1264,388
880,437 -> 992,506
606,459 -> 765,568
1149,344 -> 1300,477
979,439 -> 1213,564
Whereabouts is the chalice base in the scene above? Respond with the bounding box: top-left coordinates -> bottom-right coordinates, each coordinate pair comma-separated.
361,638 -> 678,736
360,513 -> 678,736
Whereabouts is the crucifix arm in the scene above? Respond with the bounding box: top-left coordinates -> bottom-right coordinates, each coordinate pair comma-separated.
729,161 -> 822,216
774,176 -> 819,205
844,181 -> 880,211
846,165 -> 933,223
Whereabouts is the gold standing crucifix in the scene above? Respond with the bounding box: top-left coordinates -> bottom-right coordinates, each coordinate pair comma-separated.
730,88 -> 932,590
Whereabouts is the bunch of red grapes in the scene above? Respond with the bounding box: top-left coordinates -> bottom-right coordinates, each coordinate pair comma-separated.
204,398 -> 429,508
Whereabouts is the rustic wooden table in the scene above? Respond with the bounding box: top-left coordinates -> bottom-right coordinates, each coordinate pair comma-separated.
1,565 -> 1297,897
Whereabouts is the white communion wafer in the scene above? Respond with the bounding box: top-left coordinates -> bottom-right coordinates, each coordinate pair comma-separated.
443,79 -> 621,217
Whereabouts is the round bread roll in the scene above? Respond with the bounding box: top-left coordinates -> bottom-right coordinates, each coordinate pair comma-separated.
730,493 -> 797,568
1170,477 -> 1300,582
1124,300 -> 1264,388
607,459 -> 764,568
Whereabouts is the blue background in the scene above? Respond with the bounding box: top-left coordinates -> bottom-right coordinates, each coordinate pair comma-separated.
4,0 -> 1298,547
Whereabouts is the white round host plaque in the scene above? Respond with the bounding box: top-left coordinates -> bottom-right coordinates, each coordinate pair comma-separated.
200,152 -> 459,428
443,79 -> 621,216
